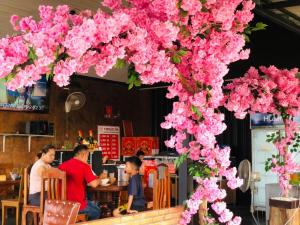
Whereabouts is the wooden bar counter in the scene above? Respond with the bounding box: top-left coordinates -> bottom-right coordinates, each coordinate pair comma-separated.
269,197 -> 300,225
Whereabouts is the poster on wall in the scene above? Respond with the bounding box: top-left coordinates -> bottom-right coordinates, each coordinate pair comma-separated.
97,126 -> 120,160
250,113 -> 300,128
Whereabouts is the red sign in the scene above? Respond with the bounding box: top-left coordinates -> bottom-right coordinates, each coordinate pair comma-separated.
98,126 -> 120,160
121,137 -> 159,156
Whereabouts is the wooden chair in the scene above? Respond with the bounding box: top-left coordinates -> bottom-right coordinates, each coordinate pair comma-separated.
150,164 -> 171,210
40,168 -> 67,224
22,167 -> 40,225
1,169 -> 23,225
40,168 -> 87,223
42,200 -> 80,225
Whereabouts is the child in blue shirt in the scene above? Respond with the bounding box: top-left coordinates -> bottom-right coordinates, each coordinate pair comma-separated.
113,156 -> 146,216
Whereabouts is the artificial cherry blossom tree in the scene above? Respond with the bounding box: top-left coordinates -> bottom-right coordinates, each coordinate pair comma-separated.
224,66 -> 300,198
1,1 -> 297,225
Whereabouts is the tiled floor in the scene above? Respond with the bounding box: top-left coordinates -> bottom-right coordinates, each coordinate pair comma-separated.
1,206 -> 266,225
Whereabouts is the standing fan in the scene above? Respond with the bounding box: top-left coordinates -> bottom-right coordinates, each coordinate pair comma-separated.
238,159 -> 261,225
65,92 -> 86,139
65,92 -> 86,113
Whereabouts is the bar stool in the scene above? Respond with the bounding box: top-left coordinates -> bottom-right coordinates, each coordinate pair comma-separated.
1,170 -> 23,225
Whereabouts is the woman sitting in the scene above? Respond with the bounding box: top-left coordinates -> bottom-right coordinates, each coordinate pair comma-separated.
29,144 -> 55,206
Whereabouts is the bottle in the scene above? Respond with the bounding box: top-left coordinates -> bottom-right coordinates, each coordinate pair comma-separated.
88,129 -> 94,144
77,130 -> 83,144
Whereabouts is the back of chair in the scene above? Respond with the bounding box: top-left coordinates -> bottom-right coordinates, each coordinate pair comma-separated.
40,168 -> 66,214
151,163 -> 171,210
43,200 -> 80,225
17,168 -> 24,203
23,167 -> 29,206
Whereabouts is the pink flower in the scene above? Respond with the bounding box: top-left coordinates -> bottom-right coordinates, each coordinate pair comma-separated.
219,209 -> 233,223
10,15 -> 19,31
212,201 -> 226,214
53,59 -> 77,87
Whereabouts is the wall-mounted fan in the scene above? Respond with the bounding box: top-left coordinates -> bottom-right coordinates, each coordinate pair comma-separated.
64,92 -> 86,140
238,159 -> 261,225
65,92 -> 86,113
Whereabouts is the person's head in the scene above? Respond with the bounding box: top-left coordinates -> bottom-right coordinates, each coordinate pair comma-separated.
102,155 -> 108,164
125,156 -> 142,175
73,144 -> 89,162
136,150 -> 145,161
40,144 -> 55,164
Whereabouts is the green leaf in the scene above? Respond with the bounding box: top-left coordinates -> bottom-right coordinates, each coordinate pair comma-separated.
114,58 -> 126,69
28,47 -> 38,61
191,105 -> 202,120
5,73 -> 16,82
252,22 -> 268,31
177,49 -> 188,57
243,34 -> 250,43
171,55 -> 181,64
175,154 -> 188,168
128,83 -> 134,90
127,64 -> 142,90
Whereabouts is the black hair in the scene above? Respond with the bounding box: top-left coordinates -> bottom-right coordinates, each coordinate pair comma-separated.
73,144 -> 88,156
36,151 -> 43,159
136,150 -> 145,157
41,144 -> 55,154
126,156 -> 142,170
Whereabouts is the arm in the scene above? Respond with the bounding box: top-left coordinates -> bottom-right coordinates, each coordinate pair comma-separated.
127,195 -> 134,212
88,178 -> 101,188
37,165 -> 47,177
84,165 -> 101,188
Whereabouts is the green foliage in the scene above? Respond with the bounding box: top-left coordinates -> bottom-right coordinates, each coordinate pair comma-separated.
171,48 -> 188,64
114,58 -> 127,69
46,63 -> 54,81
265,131 -> 300,172
290,133 -> 300,153
4,73 -> 16,82
188,162 -> 216,178
127,64 -> 141,90
28,47 -> 38,61
175,153 -> 188,168
266,131 -> 281,143
191,105 -> 202,120
244,22 -> 268,42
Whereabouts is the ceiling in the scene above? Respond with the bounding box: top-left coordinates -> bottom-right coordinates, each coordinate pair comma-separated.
255,0 -> 300,35
0,0 -> 128,83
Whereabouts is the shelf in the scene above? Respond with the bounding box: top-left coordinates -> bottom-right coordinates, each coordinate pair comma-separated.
0,133 -> 54,153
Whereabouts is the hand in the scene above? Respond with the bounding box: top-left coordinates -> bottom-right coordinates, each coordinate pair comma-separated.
127,209 -> 138,214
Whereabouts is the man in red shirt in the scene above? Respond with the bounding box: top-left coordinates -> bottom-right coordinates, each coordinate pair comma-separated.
59,145 -> 102,220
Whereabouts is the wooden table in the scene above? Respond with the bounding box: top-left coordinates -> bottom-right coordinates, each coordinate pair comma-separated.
89,182 -> 128,217
0,180 -> 20,198
90,183 -> 127,193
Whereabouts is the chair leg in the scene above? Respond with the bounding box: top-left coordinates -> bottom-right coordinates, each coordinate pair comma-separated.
21,209 -> 27,225
33,213 -> 38,225
2,205 -> 5,225
16,206 -> 19,225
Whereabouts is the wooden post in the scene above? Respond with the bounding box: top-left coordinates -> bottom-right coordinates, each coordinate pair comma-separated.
269,198 -> 300,225
199,200 -> 207,225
